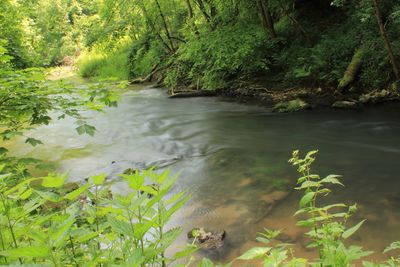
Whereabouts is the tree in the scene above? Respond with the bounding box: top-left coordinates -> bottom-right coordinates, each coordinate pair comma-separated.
257,0 -> 277,38
371,0 -> 400,81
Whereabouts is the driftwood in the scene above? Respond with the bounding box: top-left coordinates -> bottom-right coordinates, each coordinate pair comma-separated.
169,91 -> 217,98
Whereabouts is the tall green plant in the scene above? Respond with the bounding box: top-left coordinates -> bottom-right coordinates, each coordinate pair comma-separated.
0,165 -> 195,266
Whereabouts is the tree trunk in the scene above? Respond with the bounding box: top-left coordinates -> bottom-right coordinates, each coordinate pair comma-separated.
186,0 -> 200,38
139,1 -> 173,52
204,0 -> 217,18
257,0 -> 277,38
372,0 -> 400,80
154,0 -> 175,51
186,0 -> 194,18
194,0 -> 211,24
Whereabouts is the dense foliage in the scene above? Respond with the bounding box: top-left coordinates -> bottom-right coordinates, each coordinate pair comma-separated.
0,160 -> 193,266
3,0 -> 400,90
65,0 -> 400,92
2,1 -> 400,266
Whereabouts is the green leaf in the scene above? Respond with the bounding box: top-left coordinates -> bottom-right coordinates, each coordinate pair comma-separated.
76,124 -> 96,136
53,215 -> 76,248
299,192 -> 315,208
158,227 -> 182,249
256,237 -> 271,244
173,245 -> 198,260
0,246 -> 50,258
345,245 -> 373,261
41,173 -> 67,188
127,248 -> 145,266
322,203 -> 347,211
107,215 -> 133,237
133,219 -> 155,240
89,173 -> 106,186
297,175 -> 320,184
296,219 -> 315,227
237,247 -> 271,260
2,130 -> 23,140
22,197 -> 46,216
5,178 -> 39,196
34,190 -> 62,202
296,181 -> 320,189
0,147 -> 9,155
342,220 -> 366,239
120,172 -> 145,190
384,241 -> 400,253
320,174 -> 344,186
64,183 -> 90,200
19,188 -> 33,200
74,230 -> 99,243
27,230 -> 47,244
25,137 -> 44,147
164,194 -> 189,222
198,258 -> 214,267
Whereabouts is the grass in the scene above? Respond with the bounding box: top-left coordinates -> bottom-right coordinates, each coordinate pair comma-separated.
77,43 -> 131,80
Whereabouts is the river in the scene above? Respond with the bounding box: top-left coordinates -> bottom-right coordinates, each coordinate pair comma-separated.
7,85 -> 400,264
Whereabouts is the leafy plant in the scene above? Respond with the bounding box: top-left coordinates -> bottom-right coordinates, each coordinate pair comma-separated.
0,163 -> 194,266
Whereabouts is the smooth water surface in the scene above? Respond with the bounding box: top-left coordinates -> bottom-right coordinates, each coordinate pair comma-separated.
7,86 -> 400,263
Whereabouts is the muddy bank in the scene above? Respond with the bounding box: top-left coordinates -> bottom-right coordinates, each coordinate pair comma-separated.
160,78 -> 400,111
216,82 -> 336,108
218,80 -> 400,110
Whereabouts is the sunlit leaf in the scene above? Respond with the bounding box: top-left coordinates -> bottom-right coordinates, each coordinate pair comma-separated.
342,220 -> 366,239
237,247 -> 271,260
0,247 -> 50,258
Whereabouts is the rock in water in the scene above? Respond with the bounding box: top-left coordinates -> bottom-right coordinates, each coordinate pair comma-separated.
187,228 -> 226,250
332,100 -> 357,109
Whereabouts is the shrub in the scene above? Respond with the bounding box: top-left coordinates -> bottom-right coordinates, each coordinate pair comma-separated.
165,24 -> 272,90
0,162 -> 193,266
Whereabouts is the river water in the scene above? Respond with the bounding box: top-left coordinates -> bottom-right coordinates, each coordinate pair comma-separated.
7,85 -> 400,263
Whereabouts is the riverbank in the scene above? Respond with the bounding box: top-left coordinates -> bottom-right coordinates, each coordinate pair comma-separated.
158,75 -> 400,112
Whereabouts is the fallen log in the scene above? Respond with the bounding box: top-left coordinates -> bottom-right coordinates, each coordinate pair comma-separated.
129,63 -> 160,84
169,91 -> 217,98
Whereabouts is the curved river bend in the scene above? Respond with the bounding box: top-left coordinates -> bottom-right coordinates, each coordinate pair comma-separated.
8,86 -> 400,263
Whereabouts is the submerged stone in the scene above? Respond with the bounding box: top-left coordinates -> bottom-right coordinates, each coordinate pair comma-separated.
332,100 -> 357,109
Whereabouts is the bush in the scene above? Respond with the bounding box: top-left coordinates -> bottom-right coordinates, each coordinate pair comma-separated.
0,160 -> 193,266
165,24 -> 272,90
127,35 -> 165,79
